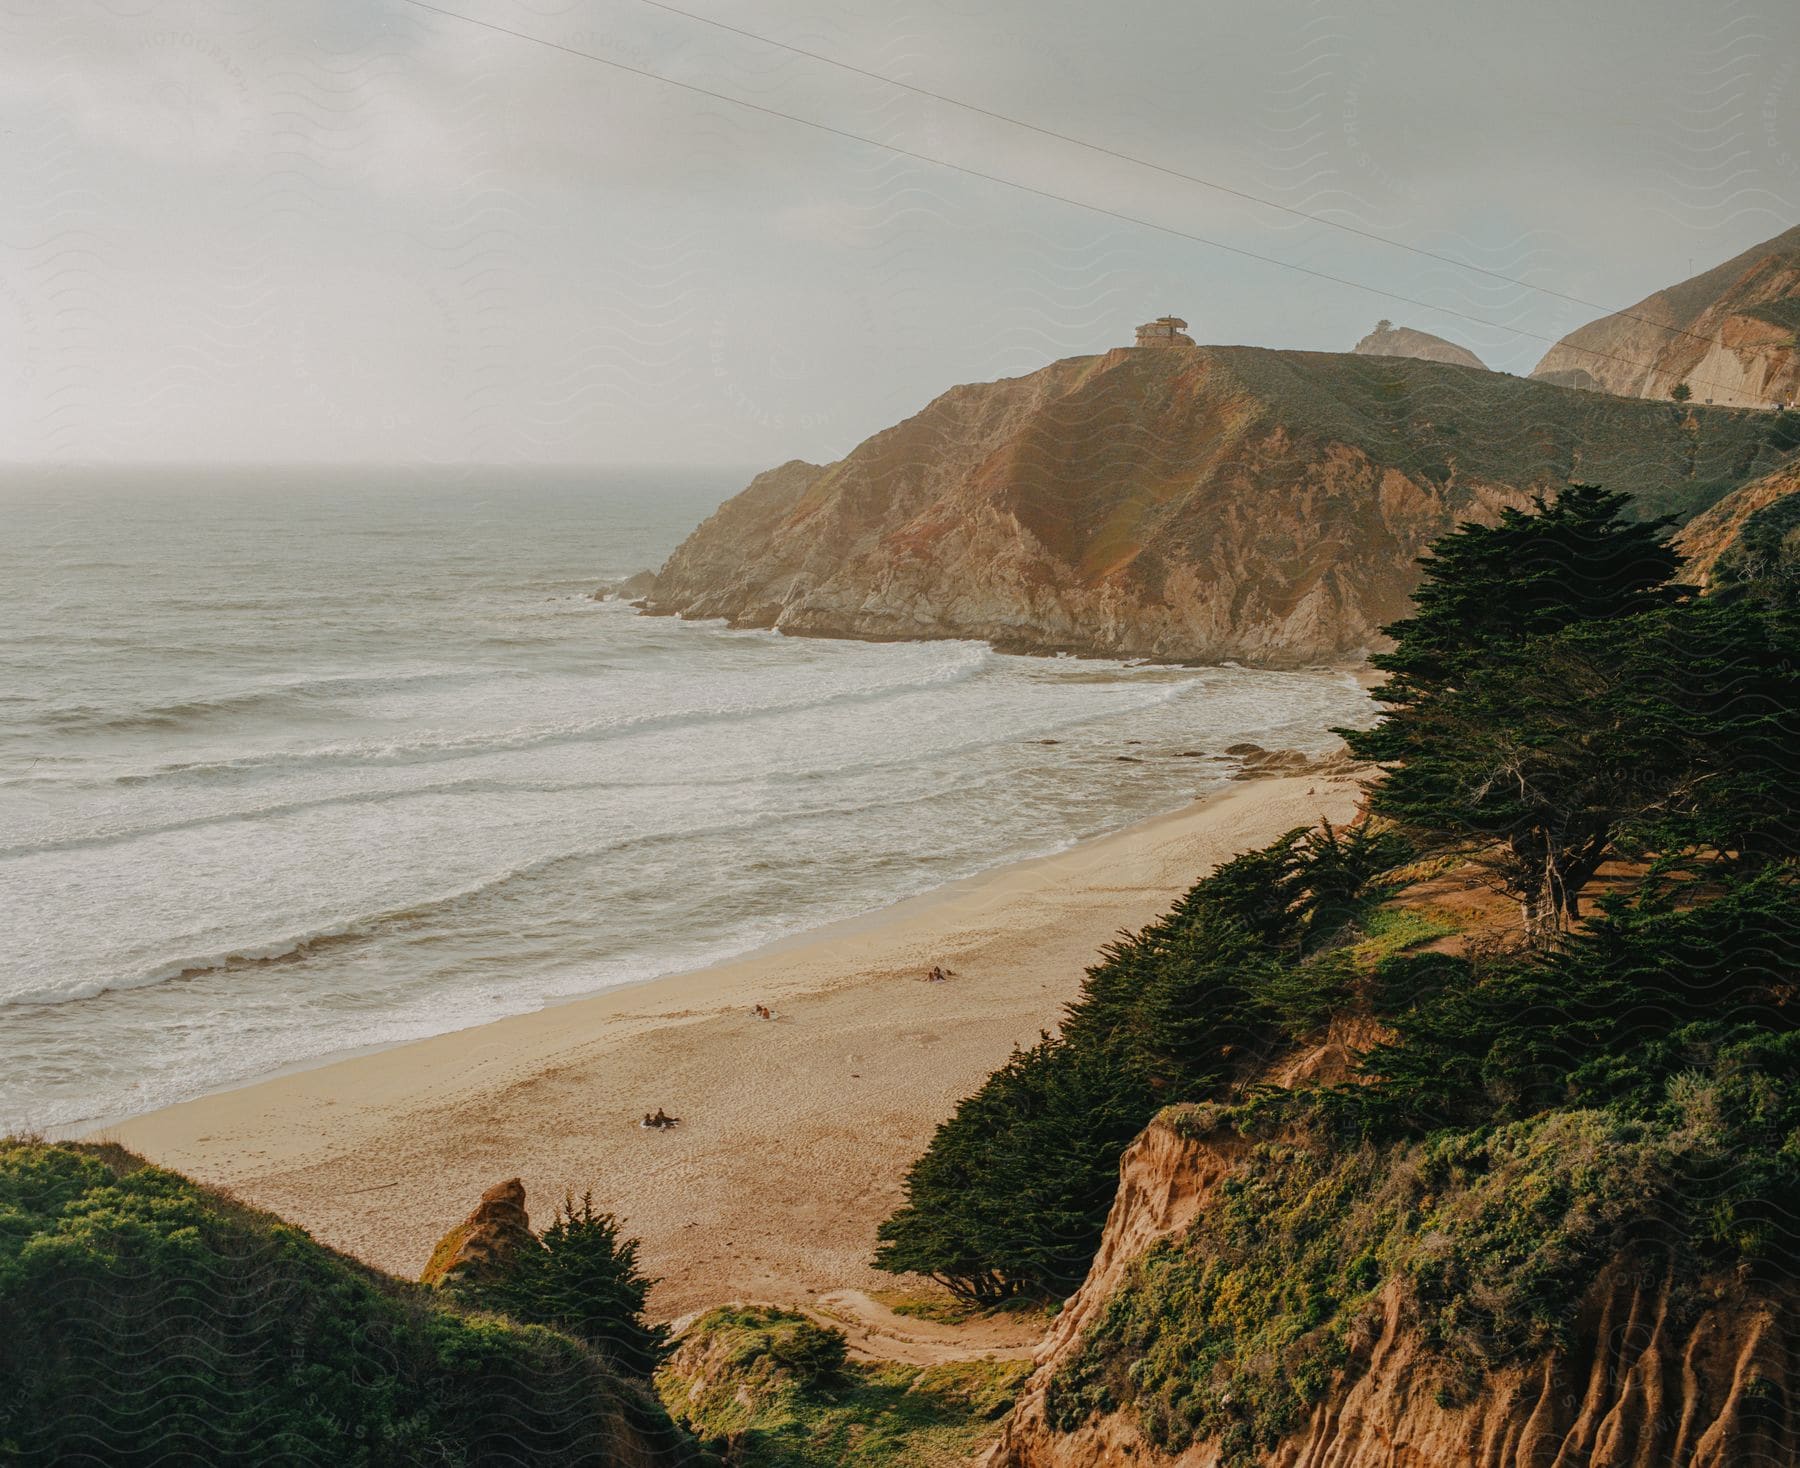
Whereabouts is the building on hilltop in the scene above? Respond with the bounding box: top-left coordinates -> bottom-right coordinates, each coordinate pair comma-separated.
1135,315 -> 1195,348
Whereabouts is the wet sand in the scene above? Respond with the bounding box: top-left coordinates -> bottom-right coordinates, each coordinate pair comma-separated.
101,772 -> 1360,1316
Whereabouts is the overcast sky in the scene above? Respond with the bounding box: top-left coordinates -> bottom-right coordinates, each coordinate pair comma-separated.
1,0 -> 1796,468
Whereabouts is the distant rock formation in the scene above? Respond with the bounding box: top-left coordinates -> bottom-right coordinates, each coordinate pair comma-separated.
1223,742 -> 1364,781
421,1176 -> 537,1286
1352,319 -> 1486,370
642,345 -> 1787,666
1531,225 -> 1800,408
593,569 -> 659,601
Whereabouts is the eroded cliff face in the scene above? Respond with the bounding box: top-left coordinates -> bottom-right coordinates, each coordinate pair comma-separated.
988,1115 -> 1797,1468
645,346 -> 1783,666
1530,225 -> 1800,409
1675,455 -> 1800,587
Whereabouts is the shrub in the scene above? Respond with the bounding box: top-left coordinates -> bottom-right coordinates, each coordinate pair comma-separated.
462,1190 -> 670,1378
658,1307 -> 1027,1467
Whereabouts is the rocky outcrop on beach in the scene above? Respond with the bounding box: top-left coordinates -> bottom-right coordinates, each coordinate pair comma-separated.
421,1176 -> 536,1286
643,345 -> 1788,666
986,1115 -> 1798,1468
1531,224 -> 1800,408
1223,741 -> 1365,781
594,570 -> 659,601
1352,319 -> 1487,369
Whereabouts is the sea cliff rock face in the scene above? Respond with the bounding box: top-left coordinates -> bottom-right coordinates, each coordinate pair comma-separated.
1531,225 -> 1800,408
1675,455 -> 1800,588
645,346 -> 1784,666
421,1176 -> 536,1286
984,1116 -> 1259,1468
988,1117 -> 1796,1468
1352,320 -> 1486,370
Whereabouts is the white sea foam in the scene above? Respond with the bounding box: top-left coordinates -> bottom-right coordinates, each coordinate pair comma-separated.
0,468 -> 1376,1131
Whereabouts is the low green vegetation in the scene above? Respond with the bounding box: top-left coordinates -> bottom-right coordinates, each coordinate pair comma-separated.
0,1141 -> 701,1466
879,479 -> 1800,1461
1044,1089 -> 1793,1465
1341,903 -> 1460,966
871,1288 -> 1052,1327
1047,884 -> 1800,1461
1745,297 -> 1800,334
658,1307 -> 1029,1467
1217,346 -> 1789,523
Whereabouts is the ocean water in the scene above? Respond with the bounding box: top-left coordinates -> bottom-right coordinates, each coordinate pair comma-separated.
0,467 -> 1375,1132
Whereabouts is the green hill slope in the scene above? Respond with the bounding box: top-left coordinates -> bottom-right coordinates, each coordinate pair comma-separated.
0,1141 -> 702,1467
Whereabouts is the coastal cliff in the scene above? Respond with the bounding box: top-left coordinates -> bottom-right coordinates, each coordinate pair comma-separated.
1531,224 -> 1800,408
1675,452 -> 1800,591
987,1114 -> 1797,1468
645,345 -> 1788,665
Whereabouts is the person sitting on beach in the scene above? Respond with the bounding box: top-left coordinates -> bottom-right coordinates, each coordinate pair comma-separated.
652,1108 -> 679,1128
926,965 -> 947,983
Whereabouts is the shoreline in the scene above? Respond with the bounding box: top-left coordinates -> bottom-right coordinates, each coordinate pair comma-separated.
100,771 -> 1361,1317
63,790 -> 1204,1139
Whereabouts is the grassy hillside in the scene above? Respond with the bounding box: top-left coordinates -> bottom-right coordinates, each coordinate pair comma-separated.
1211,347 -> 1790,520
0,1141 -> 701,1467
657,1307 -> 1028,1467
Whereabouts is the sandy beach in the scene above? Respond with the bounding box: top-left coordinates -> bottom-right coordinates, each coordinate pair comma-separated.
100,772 -> 1360,1318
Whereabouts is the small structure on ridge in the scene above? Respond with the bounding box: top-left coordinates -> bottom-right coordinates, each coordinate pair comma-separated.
1135,315 -> 1196,348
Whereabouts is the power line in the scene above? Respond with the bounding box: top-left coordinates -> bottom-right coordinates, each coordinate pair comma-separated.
635,0 -> 1766,364
391,0 -> 1791,406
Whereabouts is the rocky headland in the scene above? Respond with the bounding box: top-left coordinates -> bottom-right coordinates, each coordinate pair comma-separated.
641,344 -> 1790,666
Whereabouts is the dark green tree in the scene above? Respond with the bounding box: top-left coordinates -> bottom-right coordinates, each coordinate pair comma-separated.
1353,596 -> 1800,936
1671,381 -> 1693,402
1352,483 -> 1682,716
1346,865 -> 1800,1135
474,1192 -> 670,1378
873,1036 -> 1155,1300
1346,484 -> 1690,936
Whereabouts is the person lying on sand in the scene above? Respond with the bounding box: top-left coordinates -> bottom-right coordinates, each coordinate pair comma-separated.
639,1109 -> 682,1129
